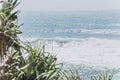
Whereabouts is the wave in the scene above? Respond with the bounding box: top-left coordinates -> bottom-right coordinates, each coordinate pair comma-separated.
22,29 -> 120,37
20,37 -> 120,69
45,38 -> 120,69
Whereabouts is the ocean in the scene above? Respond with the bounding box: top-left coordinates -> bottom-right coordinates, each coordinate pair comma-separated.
19,11 -> 120,79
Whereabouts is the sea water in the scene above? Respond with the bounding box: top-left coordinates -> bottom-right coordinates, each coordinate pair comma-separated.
19,11 -> 120,79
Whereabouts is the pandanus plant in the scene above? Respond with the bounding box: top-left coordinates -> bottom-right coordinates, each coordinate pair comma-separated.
0,0 -> 22,61
12,43 -> 63,80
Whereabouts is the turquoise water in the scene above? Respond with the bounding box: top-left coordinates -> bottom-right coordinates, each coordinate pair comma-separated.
19,11 -> 120,39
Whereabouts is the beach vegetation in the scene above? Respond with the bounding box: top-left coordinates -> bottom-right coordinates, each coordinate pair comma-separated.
0,0 -> 114,80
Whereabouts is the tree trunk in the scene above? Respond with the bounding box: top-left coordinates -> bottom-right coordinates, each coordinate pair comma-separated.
0,32 -> 7,61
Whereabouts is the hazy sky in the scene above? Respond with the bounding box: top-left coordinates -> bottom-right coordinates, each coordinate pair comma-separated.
12,0 -> 120,11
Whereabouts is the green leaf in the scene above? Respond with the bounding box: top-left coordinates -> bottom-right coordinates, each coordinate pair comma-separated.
8,0 -> 13,3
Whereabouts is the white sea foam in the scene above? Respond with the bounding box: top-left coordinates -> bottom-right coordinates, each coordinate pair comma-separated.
19,37 -> 40,42
20,37 -> 120,69
81,29 -> 120,35
43,38 -> 120,69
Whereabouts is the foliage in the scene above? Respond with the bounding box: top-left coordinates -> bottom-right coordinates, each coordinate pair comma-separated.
0,0 -> 22,61
98,72 -> 113,80
0,42 -> 62,80
61,69 -> 81,80
91,72 -> 114,80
